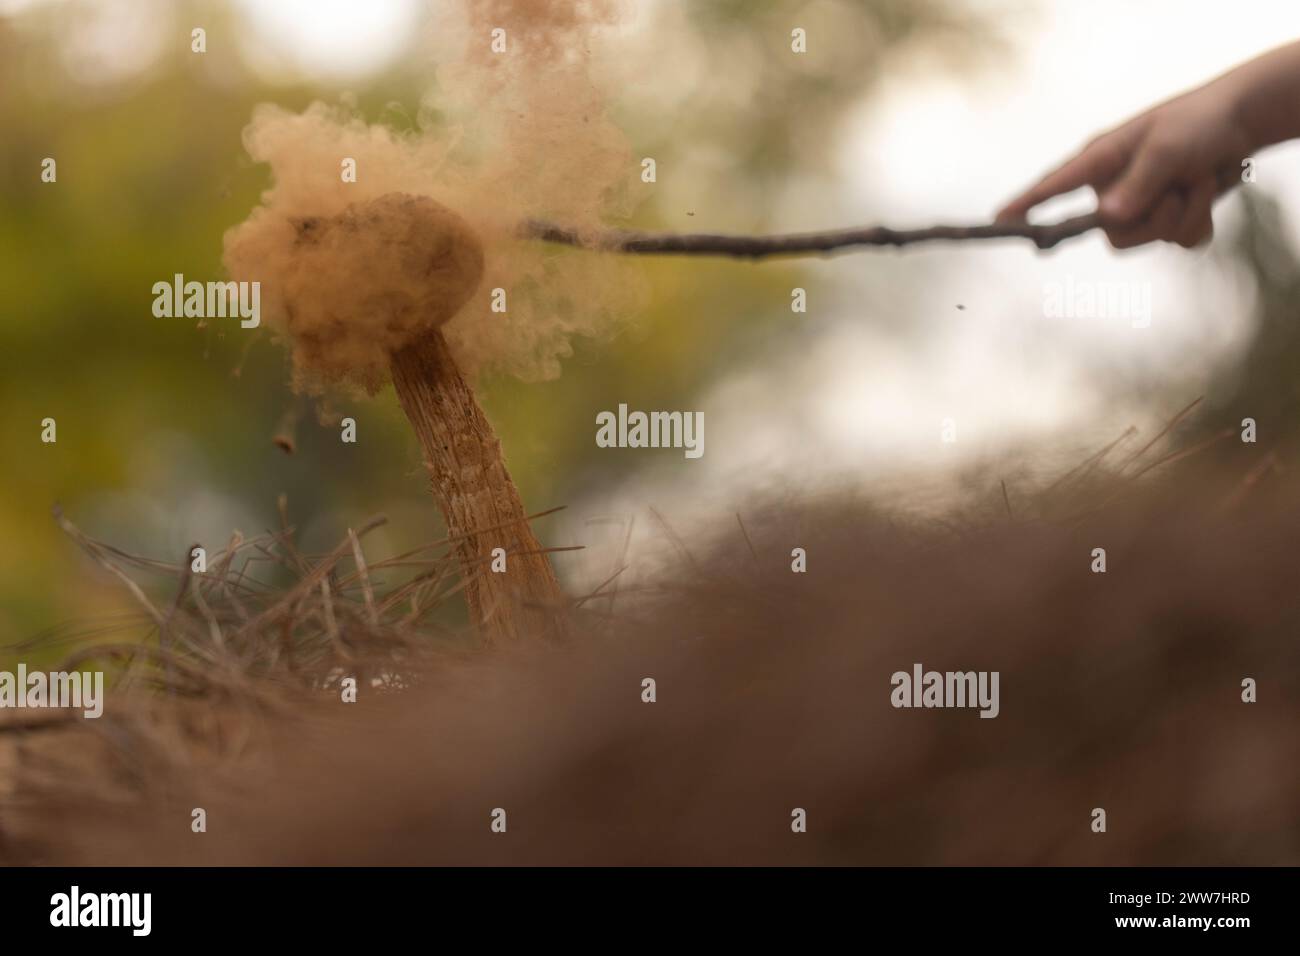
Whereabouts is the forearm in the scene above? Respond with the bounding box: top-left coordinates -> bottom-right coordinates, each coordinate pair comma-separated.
1213,40 -> 1300,151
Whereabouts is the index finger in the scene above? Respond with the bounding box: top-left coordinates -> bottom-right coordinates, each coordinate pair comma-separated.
995,138 -> 1128,223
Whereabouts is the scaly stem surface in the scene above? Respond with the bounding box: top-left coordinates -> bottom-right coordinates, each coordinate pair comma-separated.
391,329 -> 567,643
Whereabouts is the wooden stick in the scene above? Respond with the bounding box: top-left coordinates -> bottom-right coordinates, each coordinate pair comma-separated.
522,213 -> 1100,259
390,329 -> 568,644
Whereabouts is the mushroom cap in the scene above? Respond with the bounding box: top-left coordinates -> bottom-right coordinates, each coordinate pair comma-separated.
280,192 -> 485,388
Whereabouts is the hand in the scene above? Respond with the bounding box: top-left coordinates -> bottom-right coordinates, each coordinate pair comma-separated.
995,81 -> 1251,250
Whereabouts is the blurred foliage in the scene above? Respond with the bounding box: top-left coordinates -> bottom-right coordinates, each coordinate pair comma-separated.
0,0 -> 1004,659
1219,193 -> 1300,433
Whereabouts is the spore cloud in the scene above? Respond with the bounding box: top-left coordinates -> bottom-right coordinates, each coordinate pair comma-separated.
223,0 -> 640,392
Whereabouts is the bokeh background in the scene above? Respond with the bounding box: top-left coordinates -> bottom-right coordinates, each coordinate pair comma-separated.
3,0 -> 1299,661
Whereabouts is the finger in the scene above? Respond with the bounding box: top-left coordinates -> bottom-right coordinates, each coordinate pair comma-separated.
1172,178 -> 1216,248
1214,164 -> 1243,195
1098,139 -> 1180,224
1104,191 -> 1186,250
995,135 -> 1131,223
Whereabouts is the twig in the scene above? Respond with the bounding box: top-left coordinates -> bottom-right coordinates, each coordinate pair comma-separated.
735,512 -> 761,578
1118,396 -> 1204,475
1040,426 -> 1138,500
53,506 -> 166,629
1124,426 -> 1235,484
648,507 -> 700,576
1221,451 -> 1281,511
319,578 -> 343,656
0,710 -> 77,733
572,565 -> 629,609
255,514 -> 387,628
522,213 -> 1100,260
160,544 -> 198,694
348,527 -> 380,630
189,571 -> 226,653
608,514 -> 636,621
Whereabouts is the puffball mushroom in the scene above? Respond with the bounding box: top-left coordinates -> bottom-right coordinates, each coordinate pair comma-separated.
284,193 -> 486,388
284,193 -> 566,643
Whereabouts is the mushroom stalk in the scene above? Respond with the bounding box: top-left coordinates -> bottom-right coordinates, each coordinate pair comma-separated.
391,327 -> 567,643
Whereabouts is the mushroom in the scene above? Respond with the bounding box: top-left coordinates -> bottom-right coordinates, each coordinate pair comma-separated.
280,192 -> 566,644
